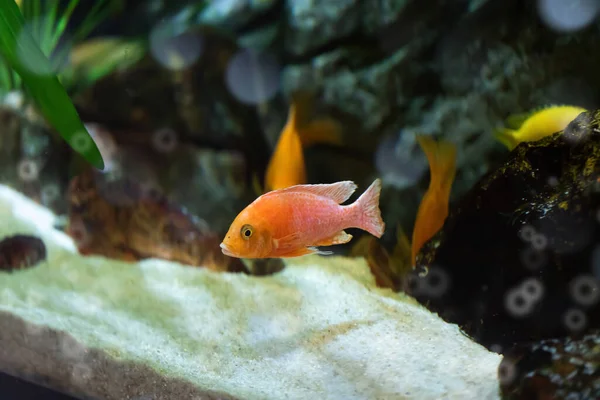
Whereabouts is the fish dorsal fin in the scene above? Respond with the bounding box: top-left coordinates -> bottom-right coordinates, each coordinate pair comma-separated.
267,181 -> 358,204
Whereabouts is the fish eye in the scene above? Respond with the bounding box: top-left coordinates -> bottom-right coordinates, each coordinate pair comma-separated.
241,224 -> 253,240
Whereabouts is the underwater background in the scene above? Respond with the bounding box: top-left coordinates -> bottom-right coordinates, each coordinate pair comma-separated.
0,0 -> 599,399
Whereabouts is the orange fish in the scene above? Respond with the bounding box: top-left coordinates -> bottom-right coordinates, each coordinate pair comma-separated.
262,93 -> 342,193
221,179 -> 385,259
410,135 -> 457,267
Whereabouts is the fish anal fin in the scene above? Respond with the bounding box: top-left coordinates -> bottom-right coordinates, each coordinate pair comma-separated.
278,247 -> 319,258
268,181 -> 358,204
313,230 -> 353,247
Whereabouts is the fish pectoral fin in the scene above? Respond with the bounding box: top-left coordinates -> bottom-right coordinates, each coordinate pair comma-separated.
273,232 -> 303,253
308,247 -> 334,255
278,247 -> 320,257
313,230 -> 353,246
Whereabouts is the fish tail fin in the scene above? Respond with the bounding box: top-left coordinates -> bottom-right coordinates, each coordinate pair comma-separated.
353,178 -> 385,238
298,118 -> 343,148
416,135 -> 457,192
494,128 -> 519,150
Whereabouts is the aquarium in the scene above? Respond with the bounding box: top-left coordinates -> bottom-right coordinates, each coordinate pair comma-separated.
0,0 -> 598,399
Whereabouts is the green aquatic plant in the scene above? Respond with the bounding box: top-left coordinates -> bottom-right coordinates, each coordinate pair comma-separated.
0,0 -> 129,169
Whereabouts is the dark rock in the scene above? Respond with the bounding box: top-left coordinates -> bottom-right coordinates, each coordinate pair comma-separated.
499,331 -> 600,400
0,235 -> 47,272
406,110 -> 600,350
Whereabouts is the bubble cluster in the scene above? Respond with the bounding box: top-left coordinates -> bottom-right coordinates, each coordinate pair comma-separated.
17,159 -> 39,182
518,224 -> 549,263
152,128 -> 178,153
409,266 -> 451,298
563,308 -> 587,332
537,0 -> 600,33
568,274 -> 599,307
225,48 -> 281,105
504,277 -> 545,318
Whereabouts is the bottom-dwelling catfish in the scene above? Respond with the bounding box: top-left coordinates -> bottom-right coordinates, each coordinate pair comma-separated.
220,179 -> 385,259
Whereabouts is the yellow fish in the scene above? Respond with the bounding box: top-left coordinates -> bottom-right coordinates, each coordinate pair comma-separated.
494,105 -> 587,150
254,93 -> 343,194
411,135 -> 457,267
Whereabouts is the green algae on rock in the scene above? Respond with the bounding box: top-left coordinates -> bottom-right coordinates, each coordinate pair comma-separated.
0,184 -> 501,400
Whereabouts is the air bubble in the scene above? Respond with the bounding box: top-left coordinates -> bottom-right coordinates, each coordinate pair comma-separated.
41,184 -> 60,205
504,288 -> 534,318
150,23 -> 203,70
17,159 -> 39,182
490,344 -> 502,353
520,277 -> 545,303
537,0 -> 600,33
498,358 -> 517,385
152,128 -> 178,153
519,225 -> 536,242
520,247 -> 547,270
568,274 -> 600,306
423,267 -> 450,298
140,181 -> 164,202
563,308 -> 587,332
547,176 -> 559,187
530,233 -> 548,251
225,48 -> 281,105
70,131 -> 94,153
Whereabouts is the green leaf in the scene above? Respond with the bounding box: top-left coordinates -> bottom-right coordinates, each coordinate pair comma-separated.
0,0 -> 104,170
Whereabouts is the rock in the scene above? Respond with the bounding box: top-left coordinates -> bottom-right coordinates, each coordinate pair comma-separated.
407,110 -> 600,351
0,184 -> 502,400
282,46 -> 414,145
499,330 -> 600,399
66,167 -> 248,273
285,0 -> 362,56
198,0 -> 278,31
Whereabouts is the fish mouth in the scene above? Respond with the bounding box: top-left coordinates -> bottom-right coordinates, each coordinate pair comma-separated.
219,242 -> 236,257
